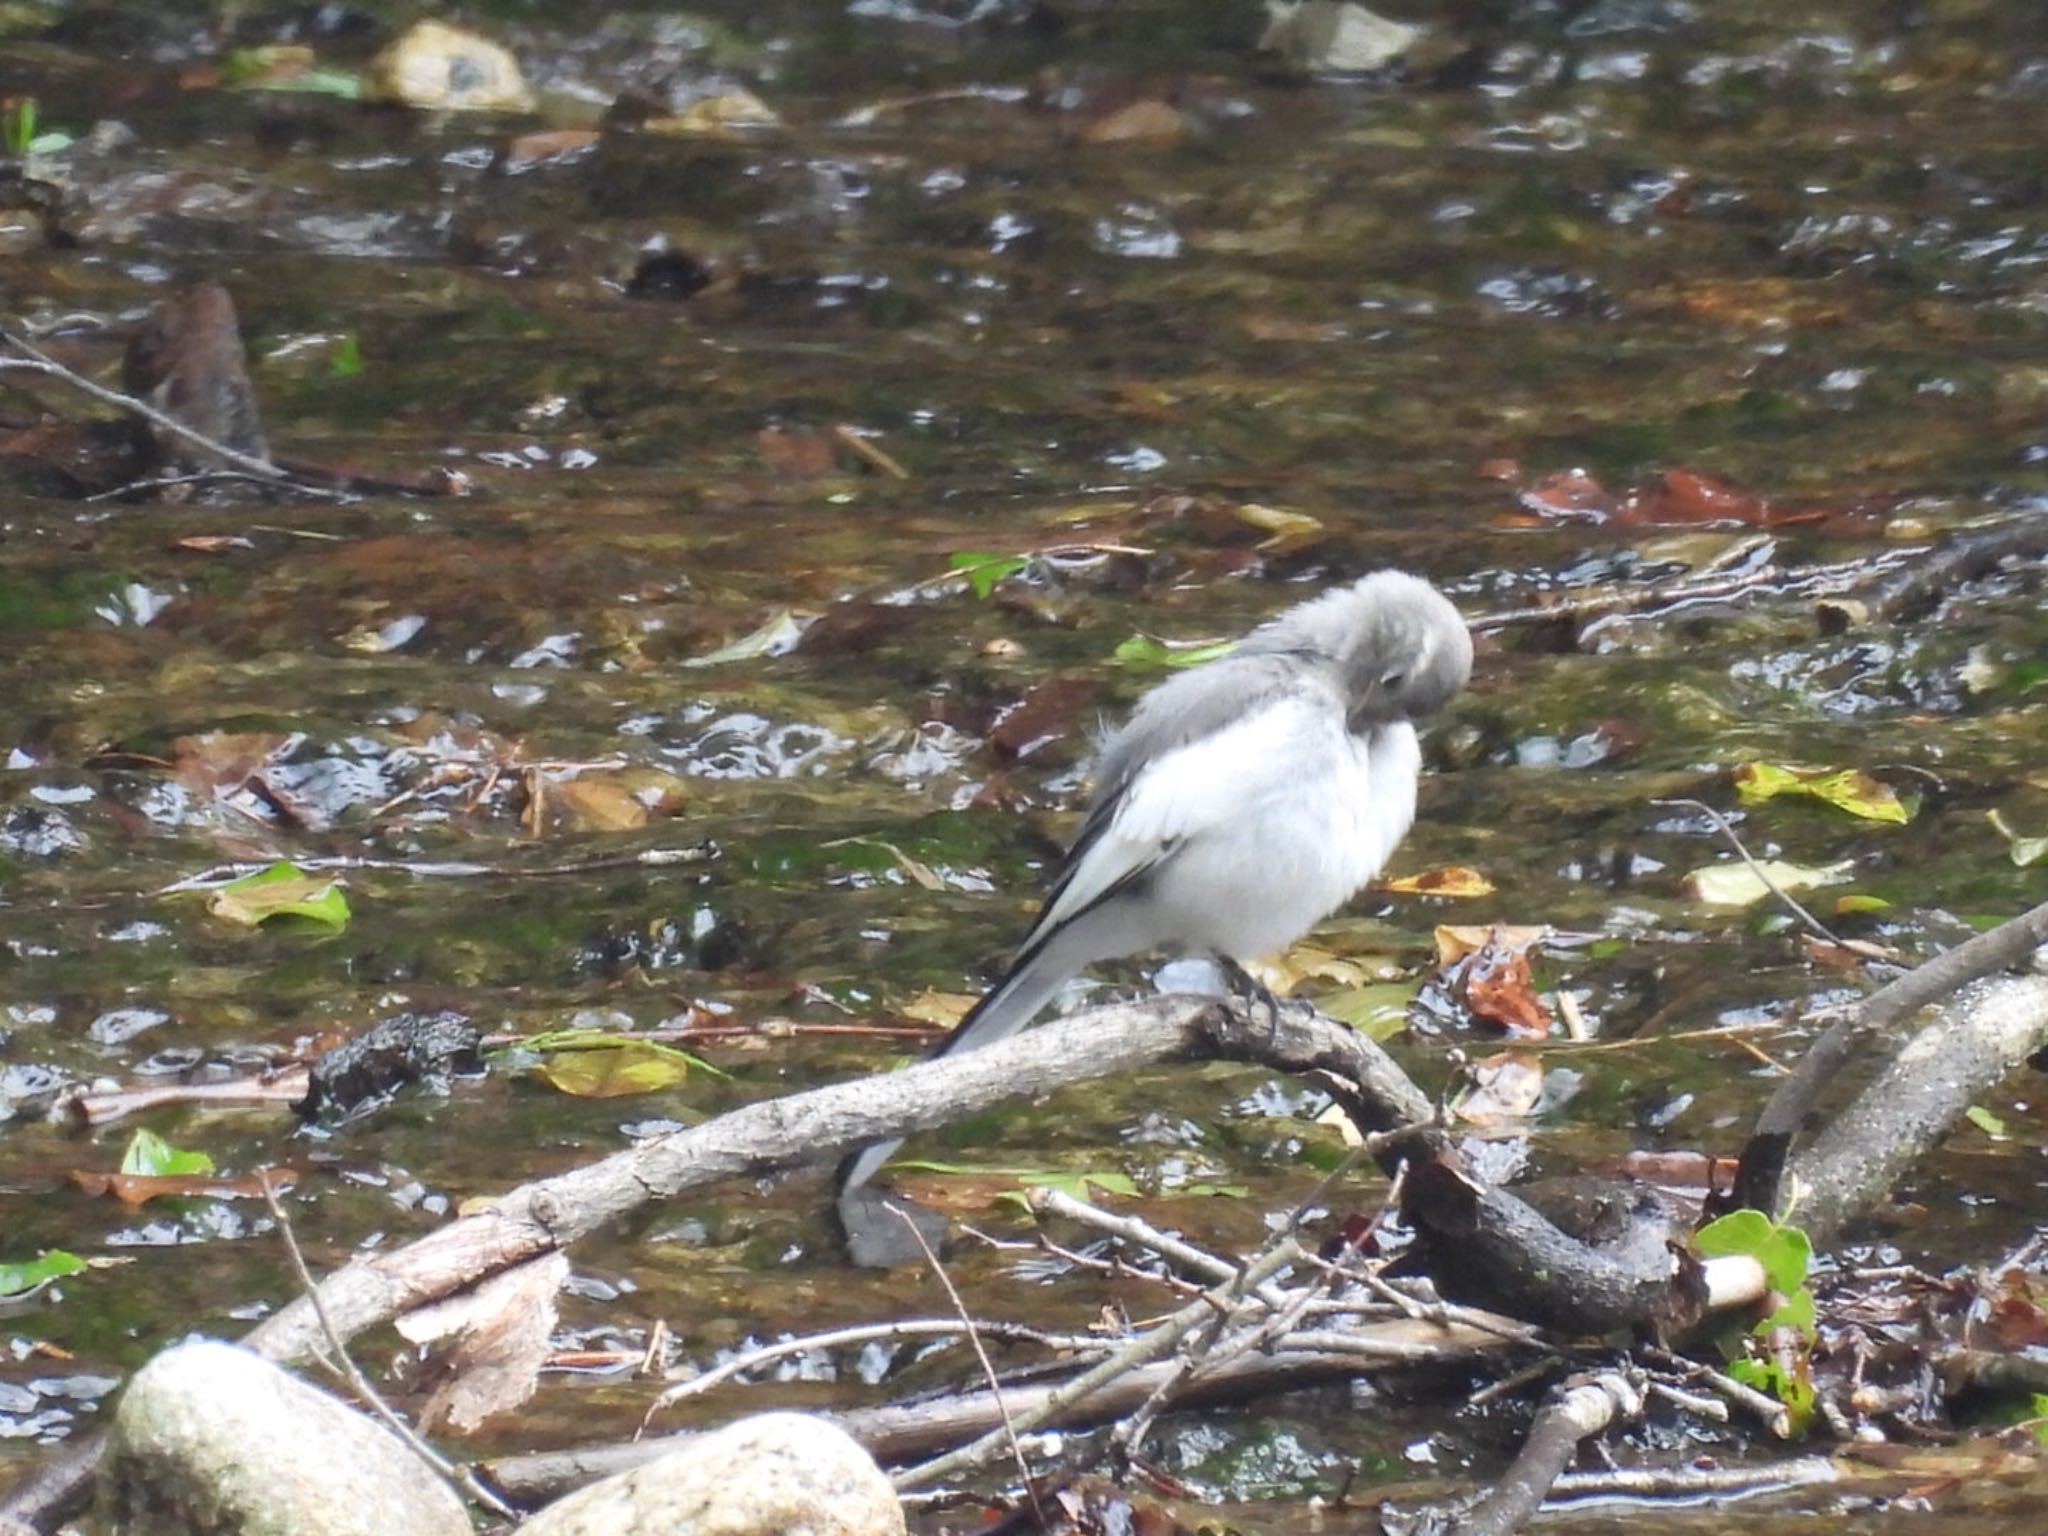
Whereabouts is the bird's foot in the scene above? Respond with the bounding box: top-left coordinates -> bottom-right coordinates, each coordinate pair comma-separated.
1218,956 -> 1286,1045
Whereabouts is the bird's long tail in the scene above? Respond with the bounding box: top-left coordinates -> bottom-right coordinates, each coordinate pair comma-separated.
834,938 -> 1078,1196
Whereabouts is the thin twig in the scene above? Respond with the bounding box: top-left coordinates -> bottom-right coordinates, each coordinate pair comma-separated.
892,1236 -> 1305,1491
155,846 -> 713,894
0,329 -> 345,500
1652,797 -> 1851,950
1026,1187 -> 1278,1299
891,1202 -> 1045,1526
639,1318 -> 1106,1431
257,1173 -> 517,1520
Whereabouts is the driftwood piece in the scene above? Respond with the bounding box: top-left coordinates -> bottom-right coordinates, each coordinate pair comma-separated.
1444,1372 -> 1642,1536
1787,973 -> 2048,1250
1735,898 -> 2048,1215
482,1316 -> 1520,1506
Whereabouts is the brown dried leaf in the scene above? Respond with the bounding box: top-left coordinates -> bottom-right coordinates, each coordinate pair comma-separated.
1447,928 -> 1553,1036
755,427 -> 840,478
400,1252 -> 569,1435
69,1168 -> 296,1207
501,128 -> 601,172
1080,98 -> 1190,146
170,730 -> 289,794
554,776 -> 651,833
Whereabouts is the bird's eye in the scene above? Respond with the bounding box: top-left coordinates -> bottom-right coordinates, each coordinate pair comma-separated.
1380,672 -> 1405,690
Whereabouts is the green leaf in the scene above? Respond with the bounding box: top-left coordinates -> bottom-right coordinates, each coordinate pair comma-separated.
1112,634 -> 1237,671
1734,761 -> 1910,824
1727,1356 -> 1816,1429
220,49 -> 364,99
0,1249 -> 86,1299
534,1040 -> 724,1097
2030,1394 -> 2048,1444
205,862 -> 350,930
1987,809 -> 2048,869
120,1129 -> 216,1178
947,551 -> 1032,599
1695,1208 -> 1812,1299
329,334 -> 363,379
1966,1104 -> 2009,1140
1833,893 -> 1892,915
891,1159 -> 1142,1204
1315,981 -> 1416,1040
3,97 -> 35,156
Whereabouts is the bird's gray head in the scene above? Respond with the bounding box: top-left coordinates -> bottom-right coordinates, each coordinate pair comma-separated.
1248,570 -> 1472,727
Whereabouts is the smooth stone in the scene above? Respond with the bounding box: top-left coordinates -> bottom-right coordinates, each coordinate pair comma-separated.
96,1340 -> 469,1536
519,1412 -> 903,1536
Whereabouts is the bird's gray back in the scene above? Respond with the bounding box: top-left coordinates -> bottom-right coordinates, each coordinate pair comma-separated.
1088,650 -> 1333,813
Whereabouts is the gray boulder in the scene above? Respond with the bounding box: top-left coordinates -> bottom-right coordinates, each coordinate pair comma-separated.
96,1339 -> 469,1536
519,1411 -> 903,1536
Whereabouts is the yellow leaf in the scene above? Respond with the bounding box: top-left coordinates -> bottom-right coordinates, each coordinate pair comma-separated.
1683,859 -> 1855,908
899,990 -> 976,1029
1433,924 -> 1549,966
1734,762 -> 1909,824
1384,865 -> 1496,898
554,777 -> 650,833
536,1042 -> 690,1098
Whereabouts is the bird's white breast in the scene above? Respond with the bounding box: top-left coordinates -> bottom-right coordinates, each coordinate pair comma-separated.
1067,686 -> 1419,964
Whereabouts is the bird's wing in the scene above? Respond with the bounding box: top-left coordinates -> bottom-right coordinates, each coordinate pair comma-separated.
1025,677 -> 1332,944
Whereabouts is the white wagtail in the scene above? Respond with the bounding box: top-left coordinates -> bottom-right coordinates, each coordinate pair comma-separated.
837,569 -> 1472,1197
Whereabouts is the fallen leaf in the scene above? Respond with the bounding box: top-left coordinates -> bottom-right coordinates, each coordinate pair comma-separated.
121,1128 -> 214,1177
1256,943 -> 1379,991
205,861 -> 351,930
1622,468 -> 1774,527
170,730 -> 289,794
171,534 -> 255,553
645,89 -> 782,136
949,550 -> 1033,599
756,426 -> 840,478
1682,859 -> 1855,908
1259,0 -> 1424,72
987,676 -> 1101,761
534,1041 -> 698,1097
1515,467 -> 1614,522
1233,501 -> 1325,553
1450,932 -> 1553,1036
1384,865 -> 1496,898
683,609 -> 808,667
1434,924 -> 1549,966
400,1252 -> 569,1435
0,1250 -> 87,1299
1080,98 -> 1190,146
1735,761 -> 1910,824
220,45 -> 364,99
898,990 -> 977,1029
1988,809 -> 2048,868
1455,1051 -> 1544,1123
1315,980 -> 1416,1039
70,1170 -> 293,1207
501,128 -> 600,172
553,776 -> 651,833
1113,634 -> 1236,670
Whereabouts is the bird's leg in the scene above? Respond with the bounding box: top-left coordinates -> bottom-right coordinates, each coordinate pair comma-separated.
1217,955 -> 1284,1043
